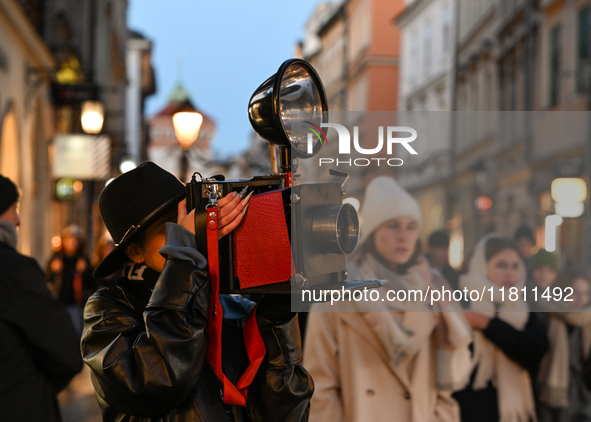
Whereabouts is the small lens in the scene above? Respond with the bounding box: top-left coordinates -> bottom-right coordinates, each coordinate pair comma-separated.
336,204 -> 359,254
312,204 -> 359,254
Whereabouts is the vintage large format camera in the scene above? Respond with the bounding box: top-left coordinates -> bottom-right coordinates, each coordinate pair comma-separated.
186,59 -> 382,294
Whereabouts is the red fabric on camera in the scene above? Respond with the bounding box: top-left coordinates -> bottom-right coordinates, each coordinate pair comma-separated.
206,205 -> 266,406
233,190 -> 292,288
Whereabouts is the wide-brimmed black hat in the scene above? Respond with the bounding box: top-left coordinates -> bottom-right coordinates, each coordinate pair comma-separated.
94,161 -> 185,278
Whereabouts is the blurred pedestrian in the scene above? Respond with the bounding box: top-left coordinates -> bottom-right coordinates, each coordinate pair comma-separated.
81,162 -> 312,421
460,251 -> 472,276
426,230 -> 461,290
0,174 -> 82,421
46,224 -> 94,335
529,250 -> 560,311
304,176 -> 472,422
454,234 -> 549,422
515,226 -> 537,272
537,270 -> 591,422
90,231 -> 116,286
91,231 -> 115,270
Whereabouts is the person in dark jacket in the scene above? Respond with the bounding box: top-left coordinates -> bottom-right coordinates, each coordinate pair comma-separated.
528,249 -> 559,298
82,162 -> 313,421
0,174 -> 83,422
454,234 -> 549,422
425,230 -> 461,291
515,226 -> 536,274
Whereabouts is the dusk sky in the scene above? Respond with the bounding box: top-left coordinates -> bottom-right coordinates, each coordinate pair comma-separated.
128,0 -> 323,158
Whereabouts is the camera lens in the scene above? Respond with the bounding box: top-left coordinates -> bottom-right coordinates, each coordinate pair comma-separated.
312,203 -> 359,254
336,204 -> 359,254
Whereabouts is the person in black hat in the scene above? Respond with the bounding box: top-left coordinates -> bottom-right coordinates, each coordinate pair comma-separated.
81,162 -> 312,421
0,174 -> 83,422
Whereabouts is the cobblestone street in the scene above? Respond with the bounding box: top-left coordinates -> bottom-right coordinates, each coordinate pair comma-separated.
58,365 -> 102,422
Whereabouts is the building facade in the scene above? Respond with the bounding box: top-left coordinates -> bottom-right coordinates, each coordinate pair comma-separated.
394,0 -> 591,269
396,0 -> 457,246
0,0 -> 56,262
298,0 -> 405,200
0,0 -> 154,265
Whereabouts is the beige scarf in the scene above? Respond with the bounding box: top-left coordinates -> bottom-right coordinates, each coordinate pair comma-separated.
351,253 -> 473,392
537,300 -> 591,408
460,233 -> 537,422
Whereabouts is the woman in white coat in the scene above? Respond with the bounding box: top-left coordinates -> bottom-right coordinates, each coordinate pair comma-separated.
304,176 -> 472,422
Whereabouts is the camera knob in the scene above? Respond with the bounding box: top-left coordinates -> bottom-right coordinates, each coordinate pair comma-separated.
291,273 -> 307,289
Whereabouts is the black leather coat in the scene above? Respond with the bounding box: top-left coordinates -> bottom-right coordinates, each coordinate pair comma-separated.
81,258 -> 313,421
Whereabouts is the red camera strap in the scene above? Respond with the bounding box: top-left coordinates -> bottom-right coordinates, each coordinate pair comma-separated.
73,273 -> 83,307
205,205 -> 266,406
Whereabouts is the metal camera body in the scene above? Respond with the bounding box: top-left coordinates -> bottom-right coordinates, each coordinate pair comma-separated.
185,58 -> 383,295
186,174 -> 358,294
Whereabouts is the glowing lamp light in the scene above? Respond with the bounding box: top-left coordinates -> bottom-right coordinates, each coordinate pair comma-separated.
172,111 -> 203,150
551,178 -> 587,203
449,231 -> 464,269
343,197 -> 361,211
73,180 -> 83,194
81,101 -> 104,134
55,178 -> 82,201
51,235 -> 62,252
546,214 -> 563,226
475,195 -> 493,212
545,214 -> 563,252
555,202 -> 585,218
120,159 -> 137,174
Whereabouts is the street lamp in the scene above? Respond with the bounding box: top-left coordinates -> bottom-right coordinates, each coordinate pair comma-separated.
551,177 -> 587,218
172,100 -> 203,182
119,158 -> 137,173
81,100 -> 104,134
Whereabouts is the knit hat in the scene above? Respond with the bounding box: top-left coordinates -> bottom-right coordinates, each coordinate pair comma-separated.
358,176 -> 422,246
0,175 -> 19,215
530,249 -> 559,272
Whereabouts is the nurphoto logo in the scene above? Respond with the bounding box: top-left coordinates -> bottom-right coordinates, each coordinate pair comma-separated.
307,123 -> 418,167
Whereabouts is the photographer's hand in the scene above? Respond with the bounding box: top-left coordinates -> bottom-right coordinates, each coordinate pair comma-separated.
217,189 -> 252,239
177,190 -> 252,240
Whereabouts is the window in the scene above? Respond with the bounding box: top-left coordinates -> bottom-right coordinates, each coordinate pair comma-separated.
410,30 -> 420,85
443,4 -> 452,55
500,57 -> 516,111
348,1 -> 371,63
423,20 -> 433,76
576,5 -> 590,93
347,75 -> 369,112
549,24 -> 561,107
471,78 -> 479,111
